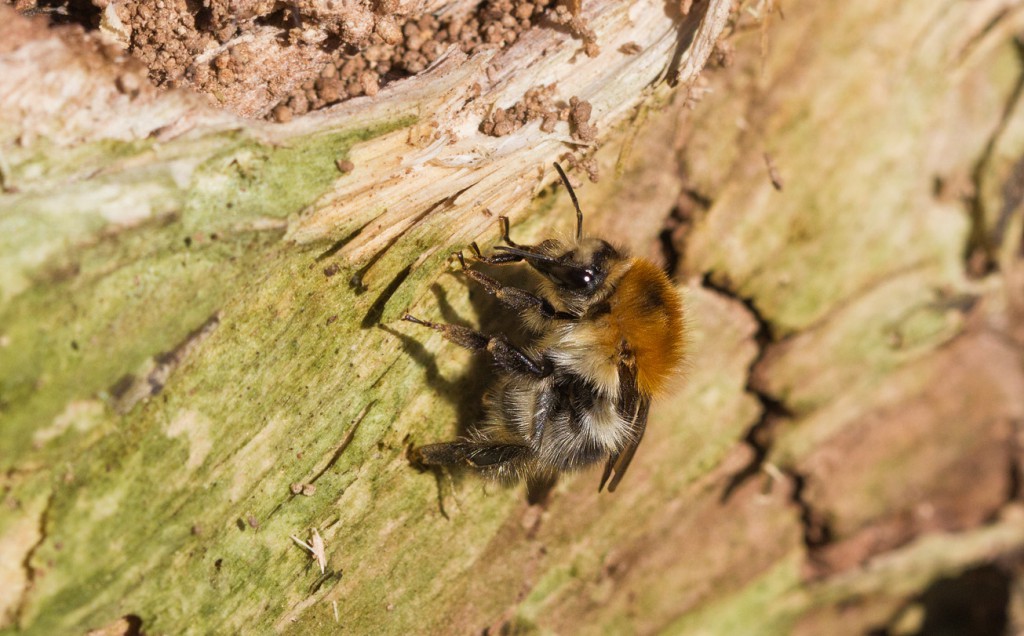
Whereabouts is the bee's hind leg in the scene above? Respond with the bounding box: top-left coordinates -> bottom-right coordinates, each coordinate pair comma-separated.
413,441 -> 528,468
412,440 -> 534,483
402,315 -> 551,377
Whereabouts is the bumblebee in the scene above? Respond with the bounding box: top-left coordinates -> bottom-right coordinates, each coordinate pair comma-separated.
403,163 -> 685,491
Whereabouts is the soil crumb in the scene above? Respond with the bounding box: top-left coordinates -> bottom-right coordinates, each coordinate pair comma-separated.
548,2 -> 598,57
558,151 -> 599,182
480,85 -> 596,142
14,0 -> 603,121
618,41 -> 641,55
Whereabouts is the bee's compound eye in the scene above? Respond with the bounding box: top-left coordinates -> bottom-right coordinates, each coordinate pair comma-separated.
532,259 -> 600,292
566,267 -> 597,290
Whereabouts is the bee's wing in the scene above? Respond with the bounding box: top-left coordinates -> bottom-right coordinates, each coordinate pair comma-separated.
599,364 -> 651,493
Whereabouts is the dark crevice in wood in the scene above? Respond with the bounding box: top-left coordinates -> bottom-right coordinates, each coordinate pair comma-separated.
699,273 -> 786,499
700,273 -> 834,563
955,5 -> 1022,65
112,311 -> 222,414
306,401 -> 373,487
870,565 -> 1013,636
525,472 -> 557,507
184,0 -> 213,32
788,469 -> 833,553
964,36 -> 1024,279
121,614 -> 145,636
659,188 -> 711,279
1006,418 -> 1023,505
718,393 -> 787,503
999,153 -> 1024,260
18,0 -> 100,28
657,219 -> 682,278
15,490 -> 55,625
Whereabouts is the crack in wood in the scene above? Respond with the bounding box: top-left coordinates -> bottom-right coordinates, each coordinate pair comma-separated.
695,273 -> 839,571
266,401 -> 374,524
955,4 -> 1024,67
965,36 -> 1024,278
112,311 -> 222,414
14,489 -> 54,627
306,401 -> 373,487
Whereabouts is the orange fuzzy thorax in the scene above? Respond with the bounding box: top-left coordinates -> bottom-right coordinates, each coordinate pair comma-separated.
607,258 -> 686,397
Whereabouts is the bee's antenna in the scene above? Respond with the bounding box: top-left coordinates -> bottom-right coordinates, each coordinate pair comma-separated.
553,162 -> 584,242
493,246 -> 560,264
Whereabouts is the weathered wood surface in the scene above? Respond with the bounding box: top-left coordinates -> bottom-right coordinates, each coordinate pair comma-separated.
1,0 -> 1023,634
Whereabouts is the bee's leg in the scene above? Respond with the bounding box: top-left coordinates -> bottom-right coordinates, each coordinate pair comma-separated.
402,315 -> 551,377
466,242 -> 523,265
498,216 -> 519,247
462,217 -> 544,265
412,441 -> 530,469
412,440 -> 535,483
449,252 -> 574,320
463,217 -> 521,260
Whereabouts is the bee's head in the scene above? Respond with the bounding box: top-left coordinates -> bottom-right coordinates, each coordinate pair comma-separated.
522,238 -> 619,297
491,163 -> 622,300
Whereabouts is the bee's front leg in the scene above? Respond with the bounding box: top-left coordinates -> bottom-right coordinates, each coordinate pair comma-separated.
464,243 -> 523,265
498,216 -> 518,247
450,254 -> 575,321
464,216 -> 521,258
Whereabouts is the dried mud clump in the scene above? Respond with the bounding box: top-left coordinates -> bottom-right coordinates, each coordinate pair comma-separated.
271,0 -> 561,119
618,41 -> 642,55
558,152 -> 599,182
549,2 -> 598,57
480,83 -> 559,136
480,86 -> 596,142
567,96 -> 596,141
122,0 -> 212,85
15,0 -> 601,121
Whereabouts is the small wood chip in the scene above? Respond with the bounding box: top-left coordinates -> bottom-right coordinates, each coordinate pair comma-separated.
291,528 -> 327,574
